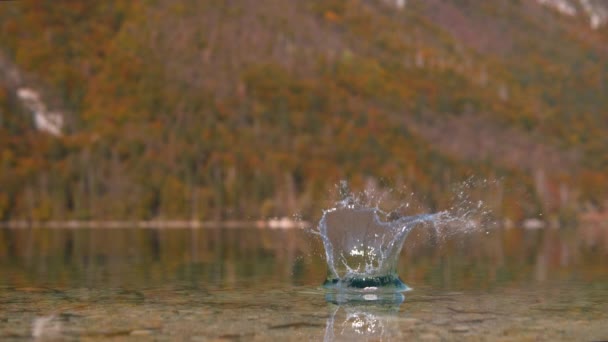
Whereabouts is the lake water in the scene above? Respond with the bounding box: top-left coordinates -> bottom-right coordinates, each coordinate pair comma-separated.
0,224 -> 607,340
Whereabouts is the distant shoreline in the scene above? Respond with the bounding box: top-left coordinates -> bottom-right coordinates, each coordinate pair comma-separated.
1,213 -> 606,230
0,218 -> 311,230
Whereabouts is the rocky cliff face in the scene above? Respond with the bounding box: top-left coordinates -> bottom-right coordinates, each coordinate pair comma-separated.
385,0 -> 608,29
0,53 -> 64,136
537,0 -> 608,28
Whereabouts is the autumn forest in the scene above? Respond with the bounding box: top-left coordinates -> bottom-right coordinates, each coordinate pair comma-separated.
0,0 -> 607,224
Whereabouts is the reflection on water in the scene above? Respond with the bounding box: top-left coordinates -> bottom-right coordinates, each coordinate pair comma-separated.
0,225 -> 606,289
31,315 -> 62,340
0,227 -> 318,288
0,224 -> 607,340
324,301 -> 402,341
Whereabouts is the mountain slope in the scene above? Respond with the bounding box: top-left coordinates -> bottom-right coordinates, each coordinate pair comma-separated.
0,0 -> 606,222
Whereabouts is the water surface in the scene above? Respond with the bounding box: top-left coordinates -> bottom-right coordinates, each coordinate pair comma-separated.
0,224 -> 607,340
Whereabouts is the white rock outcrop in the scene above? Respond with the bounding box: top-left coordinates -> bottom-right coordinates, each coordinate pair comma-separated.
537,0 -> 608,29
579,0 -> 608,29
537,0 -> 578,16
17,87 -> 63,136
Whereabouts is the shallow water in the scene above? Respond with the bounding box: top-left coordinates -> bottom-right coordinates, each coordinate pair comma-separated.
0,224 -> 607,341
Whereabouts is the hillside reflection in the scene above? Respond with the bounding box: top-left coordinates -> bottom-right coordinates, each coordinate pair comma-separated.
0,225 -> 606,289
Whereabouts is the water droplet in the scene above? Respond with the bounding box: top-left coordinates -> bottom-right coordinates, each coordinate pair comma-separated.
363,294 -> 378,301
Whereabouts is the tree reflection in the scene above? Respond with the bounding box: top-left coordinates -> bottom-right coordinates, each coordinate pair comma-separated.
0,225 -> 605,290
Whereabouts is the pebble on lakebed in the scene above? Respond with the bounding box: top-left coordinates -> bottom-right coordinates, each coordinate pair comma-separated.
451,325 -> 470,333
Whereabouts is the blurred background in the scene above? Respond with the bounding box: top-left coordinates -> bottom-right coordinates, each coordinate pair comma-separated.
0,0 -> 607,225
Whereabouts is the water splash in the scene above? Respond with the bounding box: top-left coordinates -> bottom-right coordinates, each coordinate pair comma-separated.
312,180 -> 494,300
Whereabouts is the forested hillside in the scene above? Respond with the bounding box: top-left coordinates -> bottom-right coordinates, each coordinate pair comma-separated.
0,0 -> 607,223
